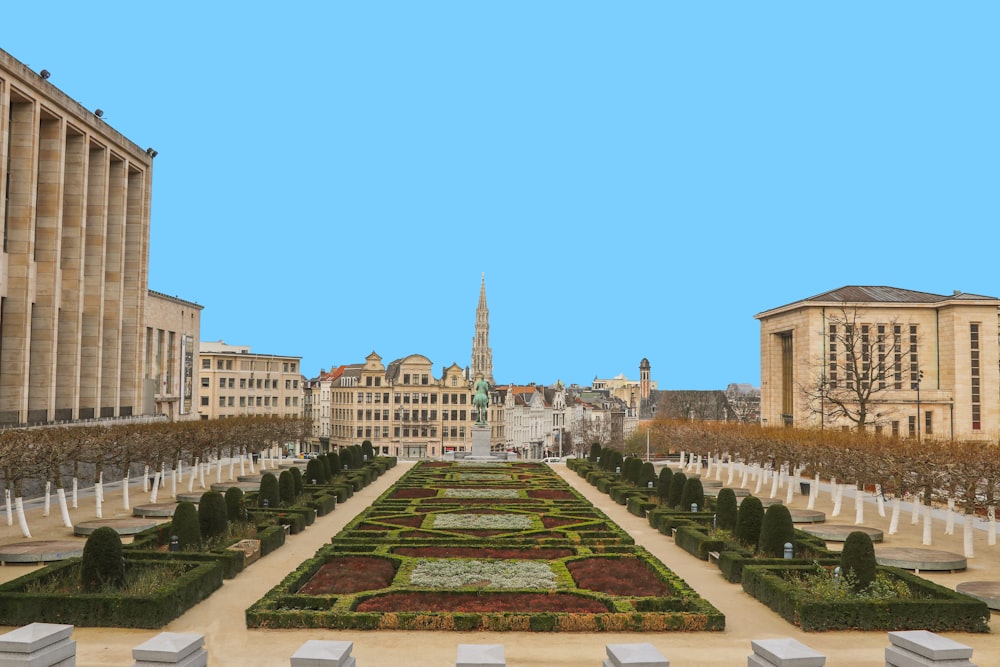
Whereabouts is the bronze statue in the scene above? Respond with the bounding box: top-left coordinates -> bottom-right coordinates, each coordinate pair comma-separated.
473,376 -> 490,425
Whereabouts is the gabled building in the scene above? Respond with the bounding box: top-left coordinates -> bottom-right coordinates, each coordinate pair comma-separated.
755,286 -> 1000,440
497,383 -> 567,459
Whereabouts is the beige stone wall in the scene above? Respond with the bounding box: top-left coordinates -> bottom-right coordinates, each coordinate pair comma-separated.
0,48 -> 153,425
144,292 -> 202,421
197,342 -> 303,421
758,297 -> 1000,440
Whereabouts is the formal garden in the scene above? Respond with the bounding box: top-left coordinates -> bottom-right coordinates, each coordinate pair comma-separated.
246,460 -> 725,632
569,442 -> 991,633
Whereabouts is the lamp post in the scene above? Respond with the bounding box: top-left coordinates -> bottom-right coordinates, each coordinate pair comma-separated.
916,370 -> 924,441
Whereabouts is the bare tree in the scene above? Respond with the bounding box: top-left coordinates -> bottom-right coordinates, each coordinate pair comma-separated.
802,305 -> 913,431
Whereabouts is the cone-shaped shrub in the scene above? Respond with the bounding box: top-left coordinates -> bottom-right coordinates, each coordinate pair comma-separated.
305,459 -> 325,486
326,452 -> 339,478
668,471 -> 687,508
734,495 -> 764,550
361,440 -> 375,461
656,468 -> 672,502
278,470 -> 295,506
841,530 -> 878,592
758,503 -> 795,557
198,491 -> 229,541
224,486 -> 246,523
588,442 -> 601,462
638,462 -> 656,490
80,526 -> 125,592
680,476 -> 705,512
259,472 -> 280,508
173,501 -> 202,550
715,488 -> 738,531
289,465 -> 304,497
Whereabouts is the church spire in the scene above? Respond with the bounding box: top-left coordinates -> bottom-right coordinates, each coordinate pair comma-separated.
472,273 -> 495,385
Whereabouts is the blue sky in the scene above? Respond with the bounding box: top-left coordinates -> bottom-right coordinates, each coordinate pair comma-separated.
5,3 -> 998,389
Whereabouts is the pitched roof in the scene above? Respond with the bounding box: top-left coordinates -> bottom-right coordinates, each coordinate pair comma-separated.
757,286 -> 1000,318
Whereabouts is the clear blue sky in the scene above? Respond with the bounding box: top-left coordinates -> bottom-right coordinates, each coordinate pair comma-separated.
5,3 -> 998,389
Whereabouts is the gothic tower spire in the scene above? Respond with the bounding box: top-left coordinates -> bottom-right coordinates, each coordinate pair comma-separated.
472,273 -> 495,384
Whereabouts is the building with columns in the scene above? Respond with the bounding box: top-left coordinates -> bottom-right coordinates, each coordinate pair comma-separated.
0,47 -> 197,426
756,286 -> 1000,440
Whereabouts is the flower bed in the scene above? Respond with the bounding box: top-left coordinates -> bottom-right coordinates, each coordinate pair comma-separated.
247,461 -> 724,632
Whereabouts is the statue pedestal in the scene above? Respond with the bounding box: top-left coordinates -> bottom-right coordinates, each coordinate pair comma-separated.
471,425 -> 491,458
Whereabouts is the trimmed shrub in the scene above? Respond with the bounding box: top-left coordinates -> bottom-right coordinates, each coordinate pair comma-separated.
588,442 -> 602,462
278,470 -> 295,506
305,459 -> 325,485
715,488 -> 738,531
841,530 -> 878,592
224,487 -> 247,523
668,471 -> 687,508
80,526 -> 125,592
637,462 -> 656,490
289,466 -> 304,497
361,440 -> 375,462
735,495 -> 764,550
173,501 -> 202,550
326,452 -> 339,478
656,468 -> 672,502
680,477 -> 705,512
259,472 -> 280,508
198,491 -> 229,541
758,504 -> 795,557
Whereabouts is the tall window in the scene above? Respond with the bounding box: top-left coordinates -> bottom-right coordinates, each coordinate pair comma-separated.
971,323 -> 981,430
893,325 -> 903,389
828,325 -> 837,387
908,325 -> 919,389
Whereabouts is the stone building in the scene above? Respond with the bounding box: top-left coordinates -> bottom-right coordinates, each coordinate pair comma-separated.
197,341 -> 302,420
756,286 -> 1000,440
144,291 -> 202,421
0,47 -> 196,426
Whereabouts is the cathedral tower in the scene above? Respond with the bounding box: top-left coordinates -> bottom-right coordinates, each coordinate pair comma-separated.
471,274 -> 495,384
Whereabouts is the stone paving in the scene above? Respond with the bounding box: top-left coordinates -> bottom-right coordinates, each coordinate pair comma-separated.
0,460 -> 996,666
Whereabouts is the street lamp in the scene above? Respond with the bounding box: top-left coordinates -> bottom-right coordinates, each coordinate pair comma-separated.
915,370 -> 924,441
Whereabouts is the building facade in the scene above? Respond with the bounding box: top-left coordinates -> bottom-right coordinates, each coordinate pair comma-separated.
197,341 -> 302,420
756,286 -> 1000,440
471,273 -> 495,385
0,47 -> 199,426
144,291 -> 202,421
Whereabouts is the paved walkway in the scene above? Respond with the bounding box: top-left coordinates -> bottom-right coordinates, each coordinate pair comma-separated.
0,461 -> 996,666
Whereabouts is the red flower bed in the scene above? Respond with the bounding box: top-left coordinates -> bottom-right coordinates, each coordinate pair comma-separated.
391,488 -> 437,499
380,516 -> 424,527
567,558 -> 669,597
393,546 -> 574,559
527,489 -> 576,500
423,497 -> 528,504
542,516 -> 583,528
299,557 -> 396,594
356,591 -> 608,613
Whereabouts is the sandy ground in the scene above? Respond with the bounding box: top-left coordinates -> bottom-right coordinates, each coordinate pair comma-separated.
0,460 -> 997,666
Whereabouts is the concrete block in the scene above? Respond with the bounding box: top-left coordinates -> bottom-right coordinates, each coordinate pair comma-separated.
132,633 -> 205,667
604,643 -> 669,667
0,623 -> 76,667
887,631 -> 974,661
749,638 -> 825,667
290,640 -> 355,667
456,643 -> 505,667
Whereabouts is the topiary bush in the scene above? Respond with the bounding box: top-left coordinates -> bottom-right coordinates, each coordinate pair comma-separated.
289,466 -> 304,497
637,462 -> 656,490
715,488 -> 738,531
305,459 -> 325,485
757,503 -> 795,557
656,468 -> 672,502
680,477 -> 705,512
80,526 -> 125,592
361,440 -> 375,462
668,471 -> 687,508
198,491 -> 229,541
224,486 -> 247,523
734,495 -> 764,550
259,472 -> 280,508
841,530 -> 878,592
278,470 -> 295,506
172,501 -> 202,551
588,442 -> 602,463
325,452 -> 339,478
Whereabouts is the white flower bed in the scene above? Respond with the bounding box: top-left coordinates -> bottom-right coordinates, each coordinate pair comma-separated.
443,488 -> 520,499
455,473 -> 512,481
432,513 -> 532,530
410,559 -> 557,589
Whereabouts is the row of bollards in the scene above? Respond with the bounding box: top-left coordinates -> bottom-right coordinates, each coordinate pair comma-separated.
0,623 -> 978,666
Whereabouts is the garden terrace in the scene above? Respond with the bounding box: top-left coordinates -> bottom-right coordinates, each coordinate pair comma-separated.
247,461 -> 724,632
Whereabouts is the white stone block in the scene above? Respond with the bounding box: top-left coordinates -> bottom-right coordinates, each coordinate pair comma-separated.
290,640 -> 355,667
604,642 -> 669,667
887,631 -> 974,662
131,633 -> 205,666
750,638 -> 825,667
456,643 -> 505,667
0,623 -> 76,667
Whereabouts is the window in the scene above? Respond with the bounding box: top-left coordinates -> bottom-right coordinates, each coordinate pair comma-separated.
226,360 -> 233,370
240,378 -> 246,389
219,378 -> 226,388
286,380 -> 291,389
217,360 -> 224,370
443,394 -> 450,405
366,376 -> 372,386
227,396 -> 234,407
403,374 -> 410,384
202,358 -> 210,369
908,415 -> 916,437
971,323 -> 981,430
228,378 -> 235,388
201,377 -> 210,388
200,396 -> 209,406
219,397 -> 225,407
240,396 -> 246,407
925,411 -> 933,436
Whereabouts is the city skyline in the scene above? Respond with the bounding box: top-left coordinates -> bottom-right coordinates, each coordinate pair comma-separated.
4,3 -> 997,389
